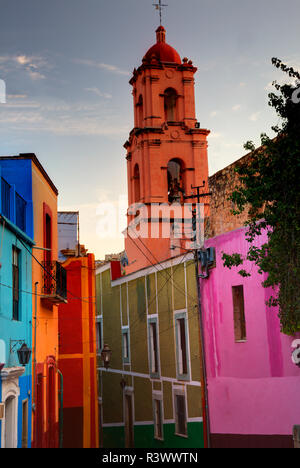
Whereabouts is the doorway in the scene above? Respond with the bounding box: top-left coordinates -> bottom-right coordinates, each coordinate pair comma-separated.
22,399 -> 28,448
4,396 -> 15,448
124,393 -> 134,448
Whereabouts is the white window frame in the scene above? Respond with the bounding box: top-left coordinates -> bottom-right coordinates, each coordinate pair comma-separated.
0,367 -> 24,448
122,326 -> 130,364
96,316 -> 103,355
147,316 -> 160,378
173,386 -> 188,438
174,310 -> 190,381
152,391 -> 164,441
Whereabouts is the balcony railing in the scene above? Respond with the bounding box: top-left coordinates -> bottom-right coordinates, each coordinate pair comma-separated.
42,261 -> 67,304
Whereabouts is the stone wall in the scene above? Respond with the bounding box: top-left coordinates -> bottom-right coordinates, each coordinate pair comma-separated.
207,152 -> 252,238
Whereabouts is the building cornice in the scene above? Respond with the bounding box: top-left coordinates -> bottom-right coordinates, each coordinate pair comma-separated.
0,366 -> 25,381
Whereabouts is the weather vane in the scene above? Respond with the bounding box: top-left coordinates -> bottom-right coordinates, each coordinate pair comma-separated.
152,0 -> 168,26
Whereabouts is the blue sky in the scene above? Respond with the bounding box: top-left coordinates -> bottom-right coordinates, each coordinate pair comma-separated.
0,0 -> 299,258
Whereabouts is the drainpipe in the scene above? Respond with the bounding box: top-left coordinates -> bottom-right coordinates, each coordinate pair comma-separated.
32,281 -> 38,447
194,250 -> 211,448
32,281 -> 38,411
57,369 -> 63,448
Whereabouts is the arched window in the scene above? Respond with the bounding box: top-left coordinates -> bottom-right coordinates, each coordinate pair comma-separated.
137,95 -> 143,127
164,88 -> 177,122
167,159 -> 185,203
133,164 -> 141,202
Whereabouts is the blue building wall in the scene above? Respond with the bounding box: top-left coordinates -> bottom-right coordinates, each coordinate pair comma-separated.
0,375 -> 2,445
0,159 -> 34,239
0,158 -> 34,448
18,374 -> 32,448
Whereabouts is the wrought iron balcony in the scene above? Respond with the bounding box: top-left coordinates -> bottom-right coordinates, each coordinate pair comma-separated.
42,261 -> 67,304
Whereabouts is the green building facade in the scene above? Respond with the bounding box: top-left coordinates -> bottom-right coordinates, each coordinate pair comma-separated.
96,253 -> 205,449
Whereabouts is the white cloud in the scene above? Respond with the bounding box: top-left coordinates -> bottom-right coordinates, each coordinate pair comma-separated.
0,99 -> 131,136
265,81 -> 274,91
58,199 -> 126,259
210,110 -> 219,118
7,94 -> 27,99
0,54 -> 49,80
4,100 -> 40,109
15,55 -> 31,66
27,70 -> 46,80
232,104 -> 241,111
85,87 -> 112,99
73,58 -> 130,76
209,131 -> 223,139
249,111 -> 261,122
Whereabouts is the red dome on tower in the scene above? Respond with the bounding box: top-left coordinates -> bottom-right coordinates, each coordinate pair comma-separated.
143,26 -> 181,64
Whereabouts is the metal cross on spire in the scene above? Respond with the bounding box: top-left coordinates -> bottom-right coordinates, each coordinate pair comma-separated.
152,0 -> 168,26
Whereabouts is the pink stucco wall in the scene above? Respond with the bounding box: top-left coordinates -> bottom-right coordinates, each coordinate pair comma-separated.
202,227 -> 300,436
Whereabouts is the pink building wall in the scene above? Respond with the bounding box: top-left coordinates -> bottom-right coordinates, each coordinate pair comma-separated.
201,227 -> 300,447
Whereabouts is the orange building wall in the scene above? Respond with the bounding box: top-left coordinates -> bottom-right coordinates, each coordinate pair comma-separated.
31,161 -> 59,448
124,28 -> 210,274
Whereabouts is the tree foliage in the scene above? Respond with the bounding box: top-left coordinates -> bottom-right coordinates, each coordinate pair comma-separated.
222,58 -> 300,335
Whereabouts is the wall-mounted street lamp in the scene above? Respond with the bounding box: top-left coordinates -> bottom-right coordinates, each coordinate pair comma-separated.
17,343 -> 32,366
101,344 -> 112,369
10,340 -> 32,367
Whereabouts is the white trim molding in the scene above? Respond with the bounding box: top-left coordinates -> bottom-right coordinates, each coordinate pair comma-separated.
0,366 -> 24,448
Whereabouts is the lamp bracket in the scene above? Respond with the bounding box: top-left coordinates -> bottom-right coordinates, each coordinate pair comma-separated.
10,339 -> 26,354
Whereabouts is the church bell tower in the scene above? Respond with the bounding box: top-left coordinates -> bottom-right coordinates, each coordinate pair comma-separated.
124,26 -> 210,274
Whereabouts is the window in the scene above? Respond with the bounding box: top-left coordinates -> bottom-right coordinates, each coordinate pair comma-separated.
15,193 -> 26,232
133,164 -> 141,202
122,327 -> 130,364
124,391 -> 134,448
96,318 -> 103,354
148,318 -> 160,378
175,311 -> 189,380
137,94 -> 143,127
174,390 -> 187,437
22,399 -> 28,448
98,397 -> 103,448
12,246 -> 20,321
232,285 -> 246,341
44,209 -> 52,294
167,159 -> 185,203
153,395 -> 163,440
164,88 -> 177,122
1,177 -> 11,218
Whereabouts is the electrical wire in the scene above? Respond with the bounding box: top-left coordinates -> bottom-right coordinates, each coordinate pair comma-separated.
16,234 -> 96,306
0,215 -> 199,369
127,230 -> 196,305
